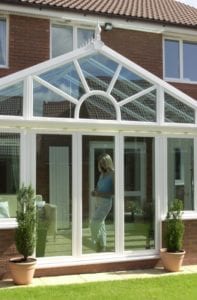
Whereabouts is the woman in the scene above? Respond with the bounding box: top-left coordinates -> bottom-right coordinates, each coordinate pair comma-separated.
91,153 -> 114,252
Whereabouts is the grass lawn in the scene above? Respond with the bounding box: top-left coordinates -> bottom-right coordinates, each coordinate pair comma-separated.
0,274 -> 197,300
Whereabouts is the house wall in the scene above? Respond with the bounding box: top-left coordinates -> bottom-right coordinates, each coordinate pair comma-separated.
0,15 -> 197,99
102,29 -> 163,78
0,13 -> 197,277
0,15 -> 50,77
1,220 -> 197,278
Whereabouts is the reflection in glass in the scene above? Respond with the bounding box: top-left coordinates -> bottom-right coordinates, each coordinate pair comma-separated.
36,134 -> 72,257
168,138 -> 194,210
164,39 -> 180,78
39,62 -> 85,100
183,41 -> 197,81
82,136 -> 115,254
0,82 -> 23,116
52,24 -> 73,58
124,137 -> 155,251
121,91 -> 156,122
0,18 -> 6,65
77,28 -> 94,47
78,53 -> 118,91
111,67 -> 152,102
80,95 -> 116,119
33,81 -> 75,117
165,93 -> 195,123
0,133 -> 20,218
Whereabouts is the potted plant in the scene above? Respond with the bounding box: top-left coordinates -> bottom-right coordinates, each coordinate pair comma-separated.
9,184 -> 37,285
160,198 -> 185,272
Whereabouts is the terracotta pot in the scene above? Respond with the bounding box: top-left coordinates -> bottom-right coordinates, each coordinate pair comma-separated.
9,257 -> 37,285
160,248 -> 185,272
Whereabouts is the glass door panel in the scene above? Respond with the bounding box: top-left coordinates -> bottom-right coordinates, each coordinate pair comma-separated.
168,138 -> 194,210
36,134 -> 72,257
82,136 -> 115,254
124,137 -> 155,250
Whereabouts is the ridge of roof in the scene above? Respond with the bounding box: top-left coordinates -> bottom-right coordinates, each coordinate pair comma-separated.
1,0 -> 197,28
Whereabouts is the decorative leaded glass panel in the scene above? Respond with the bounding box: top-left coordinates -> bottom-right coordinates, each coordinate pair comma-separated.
78,53 -> 118,91
111,67 -> 152,102
79,95 -> 116,119
39,62 -> 85,100
121,91 -> 156,122
165,93 -> 195,123
0,82 -> 23,116
33,81 -> 75,118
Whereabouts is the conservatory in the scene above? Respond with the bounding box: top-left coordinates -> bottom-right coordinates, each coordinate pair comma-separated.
0,30 -> 197,268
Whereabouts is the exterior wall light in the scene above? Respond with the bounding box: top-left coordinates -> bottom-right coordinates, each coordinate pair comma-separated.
104,23 -> 113,31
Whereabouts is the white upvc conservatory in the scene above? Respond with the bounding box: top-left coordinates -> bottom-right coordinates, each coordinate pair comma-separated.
0,29 -> 197,268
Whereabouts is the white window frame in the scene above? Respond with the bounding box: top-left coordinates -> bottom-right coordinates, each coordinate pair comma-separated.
50,22 -> 95,58
163,37 -> 197,84
0,15 -> 8,68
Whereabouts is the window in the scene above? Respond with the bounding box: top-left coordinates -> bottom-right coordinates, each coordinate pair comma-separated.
0,133 -> 20,219
51,25 -> 73,58
51,24 -> 94,58
164,38 -> 197,82
168,138 -> 194,210
0,18 -> 7,67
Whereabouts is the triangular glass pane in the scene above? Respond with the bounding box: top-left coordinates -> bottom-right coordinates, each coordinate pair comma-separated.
121,91 -> 156,121
78,53 -> 118,91
0,82 -> 23,116
33,81 -> 75,118
165,93 -> 195,123
79,95 -> 116,119
111,67 -> 152,102
39,62 -> 85,100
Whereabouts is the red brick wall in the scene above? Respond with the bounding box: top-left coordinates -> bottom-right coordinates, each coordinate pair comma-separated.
0,18 -> 197,100
0,229 -> 18,279
0,15 -> 50,77
102,28 -> 163,78
102,28 -> 197,100
1,220 -> 197,278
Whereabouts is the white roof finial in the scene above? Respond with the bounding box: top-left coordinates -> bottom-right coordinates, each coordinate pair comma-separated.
95,21 -> 102,41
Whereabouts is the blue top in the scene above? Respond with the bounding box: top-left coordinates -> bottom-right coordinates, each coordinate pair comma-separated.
97,172 -> 114,195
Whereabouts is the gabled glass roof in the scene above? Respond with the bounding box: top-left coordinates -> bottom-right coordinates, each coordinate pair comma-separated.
0,34 -> 196,128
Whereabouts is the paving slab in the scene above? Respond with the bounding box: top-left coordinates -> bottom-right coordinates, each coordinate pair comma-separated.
1,265 -> 197,289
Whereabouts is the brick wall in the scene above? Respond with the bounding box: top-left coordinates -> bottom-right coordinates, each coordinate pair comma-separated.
102,28 -> 163,78
102,28 -> 197,100
0,18 -> 197,100
0,228 -> 18,279
0,220 -> 197,278
0,15 -> 50,78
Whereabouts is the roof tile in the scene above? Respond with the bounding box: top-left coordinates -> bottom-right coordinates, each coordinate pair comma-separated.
7,0 -> 197,27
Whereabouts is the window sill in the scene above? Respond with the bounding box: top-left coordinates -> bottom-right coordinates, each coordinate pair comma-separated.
0,218 -> 17,229
165,78 -> 197,85
161,212 -> 197,221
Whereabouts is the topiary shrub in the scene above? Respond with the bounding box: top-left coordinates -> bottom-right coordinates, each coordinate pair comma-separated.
165,199 -> 185,252
15,184 -> 36,262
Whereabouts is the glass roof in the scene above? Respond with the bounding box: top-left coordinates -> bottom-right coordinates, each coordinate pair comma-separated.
0,39 -> 196,127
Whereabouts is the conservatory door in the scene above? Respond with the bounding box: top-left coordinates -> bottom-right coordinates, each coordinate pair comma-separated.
82,135 -> 115,254
124,137 -> 155,251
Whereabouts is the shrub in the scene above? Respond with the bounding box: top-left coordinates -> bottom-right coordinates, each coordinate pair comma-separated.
165,199 -> 184,252
15,184 -> 36,261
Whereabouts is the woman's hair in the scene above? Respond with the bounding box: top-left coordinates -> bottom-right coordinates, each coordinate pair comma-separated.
98,153 -> 114,172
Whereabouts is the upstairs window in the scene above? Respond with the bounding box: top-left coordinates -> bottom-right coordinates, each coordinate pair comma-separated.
51,24 -> 94,58
0,18 -> 7,67
164,38 -> 197,82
